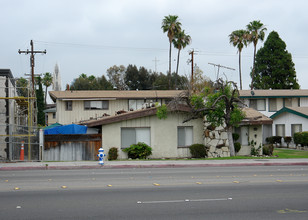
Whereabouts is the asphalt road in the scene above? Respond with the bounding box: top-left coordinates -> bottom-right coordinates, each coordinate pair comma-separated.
1,166 -> 308,219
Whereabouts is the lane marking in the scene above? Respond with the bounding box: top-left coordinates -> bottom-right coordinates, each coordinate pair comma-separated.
137,198 -> 232,204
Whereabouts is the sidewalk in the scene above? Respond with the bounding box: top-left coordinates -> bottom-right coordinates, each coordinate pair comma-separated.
1,158 -> 308,171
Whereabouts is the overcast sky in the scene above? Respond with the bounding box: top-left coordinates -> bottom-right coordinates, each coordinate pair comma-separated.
1,0 -> 308,94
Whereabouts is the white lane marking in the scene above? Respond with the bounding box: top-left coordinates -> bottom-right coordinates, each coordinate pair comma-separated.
137,197 -> 232,204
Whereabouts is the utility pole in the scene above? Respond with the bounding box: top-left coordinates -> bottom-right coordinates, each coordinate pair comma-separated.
152,57 -> 159,73
208,63 -> 235,81
18,40 -> 46,91
188,49 -> 197,91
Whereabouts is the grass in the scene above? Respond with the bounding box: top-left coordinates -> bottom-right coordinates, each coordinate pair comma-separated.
273,148 -> 308,158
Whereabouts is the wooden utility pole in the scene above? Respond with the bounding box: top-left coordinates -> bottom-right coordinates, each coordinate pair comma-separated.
18,40 -> 46,91
189,49 -> 196,91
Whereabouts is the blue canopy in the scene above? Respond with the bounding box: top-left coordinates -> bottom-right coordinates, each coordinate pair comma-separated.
44,124 -> 87,135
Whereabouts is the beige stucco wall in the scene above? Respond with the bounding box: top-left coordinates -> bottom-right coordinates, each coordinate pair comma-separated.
101,112 -> 204,159
237,125 -> 263,155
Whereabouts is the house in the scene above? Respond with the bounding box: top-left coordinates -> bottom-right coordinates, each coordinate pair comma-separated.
0,69 -> 16,160
49,90 -> 185,125
44,104 -> 56,126
239,89 -> 308,142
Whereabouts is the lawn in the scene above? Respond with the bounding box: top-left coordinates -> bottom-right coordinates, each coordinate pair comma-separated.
273,148 -> 308,158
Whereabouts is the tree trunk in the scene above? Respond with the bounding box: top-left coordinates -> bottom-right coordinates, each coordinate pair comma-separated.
44,86 -> 48,106
239,51 -> 242,90
227,126 -> 235,157
175,49 -> 181,89
250,44 -> 257,90
168,41 -> 172,89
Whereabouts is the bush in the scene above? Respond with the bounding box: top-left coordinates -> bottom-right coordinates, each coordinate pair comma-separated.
189,144 -> 207,158
294,132 -> 308,146
234,142 -> 241,153
108,147 -> 118,160
266,136 -> 282,145
232,133 -> 240,142
284,136 -> 292,148
263,144 -> 274,156
122,142 -> 152,159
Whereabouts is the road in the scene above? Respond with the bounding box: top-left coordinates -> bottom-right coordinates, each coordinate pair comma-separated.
1,166 -> 308,219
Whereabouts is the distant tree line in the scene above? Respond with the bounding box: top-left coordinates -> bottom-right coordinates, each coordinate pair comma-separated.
69,64 -> 188,91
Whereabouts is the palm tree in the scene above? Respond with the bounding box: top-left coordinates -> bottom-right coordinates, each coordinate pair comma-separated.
229,29 -> 249,90
173,30 -> 191,88
42,72 -> 53,106
247,20 -> 267,90
161,15 -> 182,88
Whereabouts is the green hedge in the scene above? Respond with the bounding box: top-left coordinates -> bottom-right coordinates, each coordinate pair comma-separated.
265,136 -> 282,144
294,132 -> 308,146
108,147 -> 118,160
189,144 -> 207,158
122,142 -> 152,159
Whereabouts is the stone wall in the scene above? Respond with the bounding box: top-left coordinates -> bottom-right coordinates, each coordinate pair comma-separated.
204,122 -> 231,158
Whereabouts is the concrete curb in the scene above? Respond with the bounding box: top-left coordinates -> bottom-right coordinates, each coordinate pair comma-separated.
1,161 -> 308,171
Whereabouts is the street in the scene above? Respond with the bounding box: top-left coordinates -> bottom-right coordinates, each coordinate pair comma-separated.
1,166 -> 308,219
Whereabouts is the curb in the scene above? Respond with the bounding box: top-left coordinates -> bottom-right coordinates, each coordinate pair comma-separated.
1,162 -> 308,171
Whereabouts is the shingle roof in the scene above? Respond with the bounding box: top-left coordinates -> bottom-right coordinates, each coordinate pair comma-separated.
240,108 -> 272,125
270,107 -> 308,119
239,89 -> 308,98
49,90 -> 185,102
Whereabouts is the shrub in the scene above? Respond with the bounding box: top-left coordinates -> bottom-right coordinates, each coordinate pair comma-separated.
232,133 -> 240,142
284,136 -> 292,148
234,142 -> 241,153
108,147 -> 118,160
189,144 -> 207,158
294,132 -> 308,146
122,142 -> 152,159
263,144 -> 274,156
266,136 -> 282,145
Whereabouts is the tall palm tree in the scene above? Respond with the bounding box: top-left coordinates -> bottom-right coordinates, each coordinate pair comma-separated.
161,15 -> 182,88
42,72 -> 53,106
173,30 -> 191,88
229,29 -> 249,90
247,20 -> 267,90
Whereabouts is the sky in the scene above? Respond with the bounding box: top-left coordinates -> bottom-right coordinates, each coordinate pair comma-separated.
1,0 -> 308,97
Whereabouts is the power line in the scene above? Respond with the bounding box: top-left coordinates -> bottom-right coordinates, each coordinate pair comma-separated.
208,63 -> 235,81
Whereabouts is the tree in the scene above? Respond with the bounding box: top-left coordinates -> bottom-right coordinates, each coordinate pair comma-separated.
173,30 -> 191,88
185,79 -> 245,156
35,76 -> 45,126
252,31 -> 300,89
107,65 -> 127,90
42,72 -> 53,105
246,20 -> 267,90
16,77 -> 29,97
97,75 -> 113,90
70,74 -> 113,90
161,15 -> 182,81
125,65 -> 151,90
229,29 -> 249,90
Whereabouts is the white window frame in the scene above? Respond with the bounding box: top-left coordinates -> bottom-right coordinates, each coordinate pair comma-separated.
291,124 -> 302,137
84,100 -> 109,110
249,99 -> 266,111
177,126 -> 193,147
121,127 -> 151,148
65,101 -> 72,111
275,124 -> 285,137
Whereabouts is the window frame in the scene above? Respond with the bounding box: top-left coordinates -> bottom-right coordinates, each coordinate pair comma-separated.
275,124 -> 285,137
177,126 -> 193,148
268,98 -> 277,112
65,101 -> 72,111
291,124 -> 302,137
121,127 -> 151,149
249,99 -> 266,111
84,100 -> 109,110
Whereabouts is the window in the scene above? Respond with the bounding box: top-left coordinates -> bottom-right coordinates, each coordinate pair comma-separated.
52,113 -> 56,119
269,98 -> 277,111
178,126 -> 193,147
121,128 -> 150,148
291,124 -> 302,137
65,101 -> 72,111
275,124 -> 285,136
128,99 -> 145,111
84,100 -> 109,110
249,99 -> 266,111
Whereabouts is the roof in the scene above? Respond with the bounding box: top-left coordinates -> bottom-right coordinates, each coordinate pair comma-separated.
49,90 -> 185,102
239,89 -> 308,98
270,107 -> 308,119
81,105 -> 271,127
80,104 -> 192,127
240,108 -> 273,125
43,107 -> 56,113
